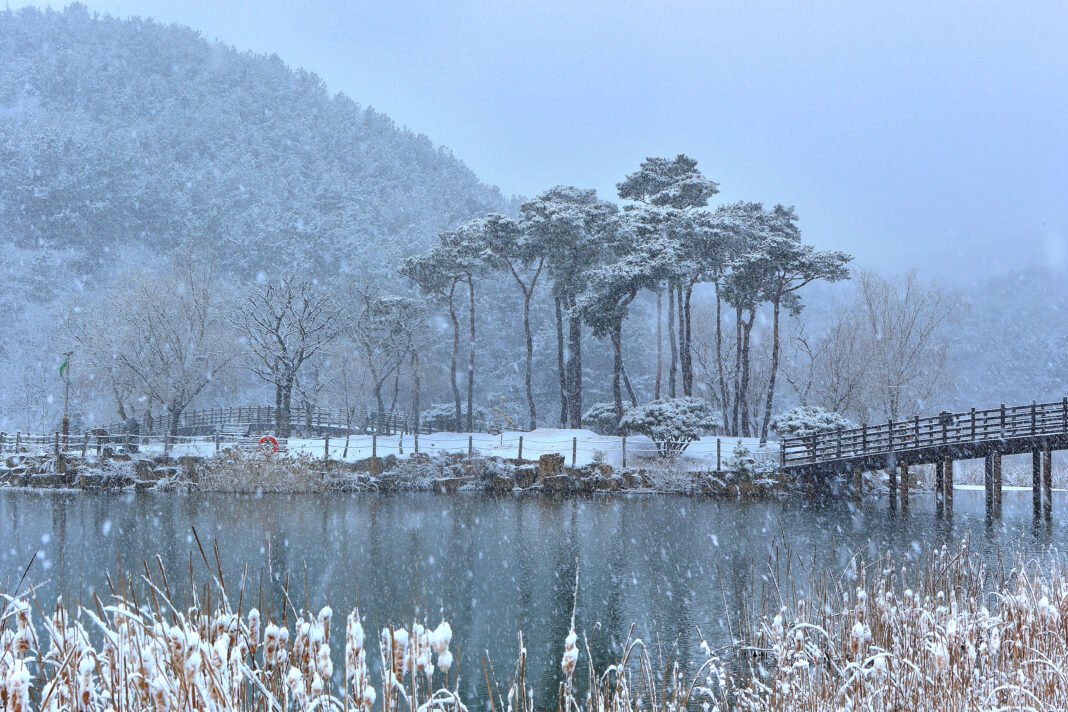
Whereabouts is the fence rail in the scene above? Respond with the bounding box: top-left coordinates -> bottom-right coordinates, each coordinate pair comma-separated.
96,405 -> 427,438
781,398 -> 1068,468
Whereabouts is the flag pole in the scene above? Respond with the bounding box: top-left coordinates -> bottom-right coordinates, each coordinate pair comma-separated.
61,351 -> 73,445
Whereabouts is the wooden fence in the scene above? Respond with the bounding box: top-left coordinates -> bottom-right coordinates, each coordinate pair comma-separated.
97,405 -> 425,438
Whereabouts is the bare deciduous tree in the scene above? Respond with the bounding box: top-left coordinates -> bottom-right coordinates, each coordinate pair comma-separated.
787,271 -> 960,424
347,282 -> 427,432
233,275 -> 343,438
72,257 -> 236,434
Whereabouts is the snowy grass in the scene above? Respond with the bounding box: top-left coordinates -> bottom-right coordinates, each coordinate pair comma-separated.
3,541 -> 1065,710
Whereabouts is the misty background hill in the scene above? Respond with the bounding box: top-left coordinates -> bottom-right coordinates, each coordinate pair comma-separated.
0,3 -> 1063,432
0,3 -> 510,282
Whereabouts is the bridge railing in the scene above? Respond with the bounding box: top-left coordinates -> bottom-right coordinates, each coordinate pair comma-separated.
782,397 -> 1068,467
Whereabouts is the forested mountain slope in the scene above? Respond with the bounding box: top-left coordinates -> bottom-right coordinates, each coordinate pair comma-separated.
0,4 -> 510,279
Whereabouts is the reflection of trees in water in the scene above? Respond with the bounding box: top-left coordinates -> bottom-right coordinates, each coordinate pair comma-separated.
3,491 -> 1068,705
535,499 -> 579,701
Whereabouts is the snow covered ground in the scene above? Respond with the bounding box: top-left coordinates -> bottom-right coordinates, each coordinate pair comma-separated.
90,429 -> 780,472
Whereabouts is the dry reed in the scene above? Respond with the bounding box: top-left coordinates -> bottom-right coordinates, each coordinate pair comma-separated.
2,541 -> 1065,710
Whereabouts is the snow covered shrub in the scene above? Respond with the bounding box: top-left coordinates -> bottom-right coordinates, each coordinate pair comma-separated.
771,405 -> 856,439
619,397 -> 720,457
731,441 -> 755,480
419,403 -> 489,432
583,402 -> 625,435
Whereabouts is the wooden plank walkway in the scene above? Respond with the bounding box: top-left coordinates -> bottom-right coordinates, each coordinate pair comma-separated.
780,398 -> 1063,518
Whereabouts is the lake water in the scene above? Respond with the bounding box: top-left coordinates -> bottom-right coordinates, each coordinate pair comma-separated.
1,489 -> 1065,705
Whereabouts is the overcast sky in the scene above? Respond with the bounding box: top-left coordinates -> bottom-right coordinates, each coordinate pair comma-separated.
19,1 -> 1068,280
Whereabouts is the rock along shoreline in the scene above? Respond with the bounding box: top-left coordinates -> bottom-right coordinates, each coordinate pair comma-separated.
0,449 -> 785,498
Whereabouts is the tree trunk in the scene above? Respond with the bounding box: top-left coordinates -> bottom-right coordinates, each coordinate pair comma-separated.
654,286 -> 663,400
167,402 -> 183,437
715,283 -> 730,434
522,290 -> 537,430
732,305 -> 742,436
275,382 -> 284,436
387,366 -> 402,436
739,311 -> 756,438
566,297 -> 583,428
682,282 -> 694,396
410,351 -> 421,434
621,359 -> 638,408
466,279 -> 476,433
667,279 -> 678,398
447,284 -> 462,431
759,297 -> 782,445
279,379 -> 293,439
555,295 -> 568,427
610,320 -> 625,427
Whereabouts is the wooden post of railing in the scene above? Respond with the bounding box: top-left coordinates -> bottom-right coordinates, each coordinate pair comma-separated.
413,431 -> 419,455
399,432 -> 404,455
372,432 -> 377,461
836,429 -> 842,458
324,434 -> 330,460
861,423 -> 867,453
54,431 -> 60,457
1063,397 -> 1068,434
887,420 -> 894,452
1000,404 -> 1006,436
572,437 -> 578,467
914,415 -> 920,446
518,435 -> 524,461
970,408 -> 976,440
468,435 -> 473,458
82,433 -> 88,458
622,436 -> 628,469
15,432 -> 20,452
1032,401 -> 1037,435
0,431 -> 5,455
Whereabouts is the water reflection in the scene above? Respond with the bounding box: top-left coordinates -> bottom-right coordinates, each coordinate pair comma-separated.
1,489 -> 1064,703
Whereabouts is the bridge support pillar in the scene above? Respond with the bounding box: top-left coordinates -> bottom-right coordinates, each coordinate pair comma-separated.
1033,448 -> 1042,519
898,463 -> 909,512
993,452 -> 1002,516
888,464 -> 897,509
935,459 -> 944,514
943,455 -> 954,514
1043,446 -> 1053,521
984,454 -> 994,516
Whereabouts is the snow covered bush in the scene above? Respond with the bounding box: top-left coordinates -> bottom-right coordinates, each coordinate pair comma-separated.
731,441 -> 756,481
420,403 -> 489,432
583,402 -> 625,435
619,397 -> 719,457
771,405 -> 856,439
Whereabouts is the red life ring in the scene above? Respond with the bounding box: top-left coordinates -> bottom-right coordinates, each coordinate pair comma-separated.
258,435 -> 279,453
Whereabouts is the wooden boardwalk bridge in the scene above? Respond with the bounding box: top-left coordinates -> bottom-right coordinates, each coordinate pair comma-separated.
780,398 -> 1064,519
